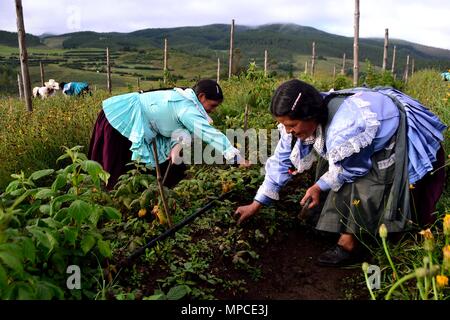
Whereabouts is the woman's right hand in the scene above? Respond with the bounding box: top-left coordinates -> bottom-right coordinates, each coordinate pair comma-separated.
238,159 -> 252,168
168,144 -> 183,164
234,201 -> 262,225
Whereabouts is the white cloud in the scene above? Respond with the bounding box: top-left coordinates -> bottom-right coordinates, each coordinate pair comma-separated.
1,0 -> 449,49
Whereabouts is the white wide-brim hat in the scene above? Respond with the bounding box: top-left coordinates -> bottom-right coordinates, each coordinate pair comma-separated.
44,79 -> 59,89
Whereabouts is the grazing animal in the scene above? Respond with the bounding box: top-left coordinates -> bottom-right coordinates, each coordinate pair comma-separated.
32,86 -> 56,99
32,79 -> 60,99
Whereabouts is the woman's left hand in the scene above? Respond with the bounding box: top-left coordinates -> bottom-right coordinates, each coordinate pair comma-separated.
300,184 -> 321,209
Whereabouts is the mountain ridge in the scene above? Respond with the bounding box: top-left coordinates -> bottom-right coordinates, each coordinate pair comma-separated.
1,24 -> 449,70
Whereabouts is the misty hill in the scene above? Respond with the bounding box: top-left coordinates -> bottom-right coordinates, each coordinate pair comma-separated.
0,30 -> 42,47
2,24 -> 450,70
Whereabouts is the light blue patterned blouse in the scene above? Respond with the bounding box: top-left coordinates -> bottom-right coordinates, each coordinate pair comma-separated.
255,89 -> 446,205
102,88 -> 241,167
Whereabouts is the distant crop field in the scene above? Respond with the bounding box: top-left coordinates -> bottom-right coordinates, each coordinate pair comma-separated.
0,45 -> 222,94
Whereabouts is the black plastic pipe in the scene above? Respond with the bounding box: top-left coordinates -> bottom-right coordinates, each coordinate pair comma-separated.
121,191 -> 233,266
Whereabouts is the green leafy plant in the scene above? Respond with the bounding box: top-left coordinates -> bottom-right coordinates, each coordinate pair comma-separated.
0,146 -> 121,299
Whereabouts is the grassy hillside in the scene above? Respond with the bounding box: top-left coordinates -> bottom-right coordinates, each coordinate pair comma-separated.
41,24 -> 450,72
2,24 -> 450,96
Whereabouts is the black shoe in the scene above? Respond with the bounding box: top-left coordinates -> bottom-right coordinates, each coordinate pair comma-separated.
317,244 -> 358,267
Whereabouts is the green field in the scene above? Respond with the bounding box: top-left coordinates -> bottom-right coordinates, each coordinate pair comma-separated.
1,45 -> 222,94
0,60 -> 448,301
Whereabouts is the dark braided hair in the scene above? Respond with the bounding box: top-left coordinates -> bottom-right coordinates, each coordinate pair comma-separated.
270,79 -> 327,127
139,79 -> 223,102
192,79 -> 223,101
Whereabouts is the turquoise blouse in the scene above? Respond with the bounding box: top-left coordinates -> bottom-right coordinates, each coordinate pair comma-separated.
102,88 -> 240,167
63,82 -> 89,95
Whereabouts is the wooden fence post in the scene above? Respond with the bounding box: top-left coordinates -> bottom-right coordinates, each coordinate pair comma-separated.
228,19 -> 235,79
217,58 -> 220,83
404,55 -> 410,83
17,72 -> 23,99
244,104 -> 249,132
264,49 -> 268,77
382,28 -> 389,71
341,53 -> 346,75
15,0 -> 32,112
39,61 -> 45,86
353,0 -> 360,86
311,41 -> 316,77
304,61 -> 308,75
151,141 -> 173,228
411,58 -> 415,75
163,38 -> 168,84
106,47 -> 112,94
391,45 -> 396,74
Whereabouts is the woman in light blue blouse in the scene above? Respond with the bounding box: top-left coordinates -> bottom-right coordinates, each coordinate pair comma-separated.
235,79 -> 446,266
88,79 -> 247,189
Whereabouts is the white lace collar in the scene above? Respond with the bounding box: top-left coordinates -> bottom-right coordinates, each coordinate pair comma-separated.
312,124 -> 325,157
289,124 -> 325,174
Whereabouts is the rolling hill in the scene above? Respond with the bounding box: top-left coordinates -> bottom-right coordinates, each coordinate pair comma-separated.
1,24 -> 449,95
0,30 -> 42,47
40,23 -> 450,70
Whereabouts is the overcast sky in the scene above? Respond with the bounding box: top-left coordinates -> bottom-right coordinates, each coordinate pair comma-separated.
1,0 -> 450,50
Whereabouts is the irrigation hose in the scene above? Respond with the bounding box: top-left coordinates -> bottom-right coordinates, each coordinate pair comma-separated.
120,191 -> 234,267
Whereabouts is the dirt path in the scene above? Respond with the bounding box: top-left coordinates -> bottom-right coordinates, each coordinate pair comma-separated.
217,224 -> 367,300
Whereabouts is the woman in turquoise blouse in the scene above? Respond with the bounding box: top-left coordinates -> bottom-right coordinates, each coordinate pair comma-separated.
88,79 -> 247,189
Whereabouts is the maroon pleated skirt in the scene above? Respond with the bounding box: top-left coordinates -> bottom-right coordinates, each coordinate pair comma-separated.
410,145 -> 447,226
88,110 -> 186,190
88,110 -> 133,189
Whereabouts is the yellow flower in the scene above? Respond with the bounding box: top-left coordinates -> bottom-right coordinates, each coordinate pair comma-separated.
362,262 -> 369,273
436,275 -> 449,288
443,245 -> 450,270
443,214 -> 450,236
222,181 -> 235,193
419,229 -> 434,252
419,228 -> 433,240
138,208 -> 147,218
152,205 -> 166,225
379,224 -> 388,239
352,199 -> 361,206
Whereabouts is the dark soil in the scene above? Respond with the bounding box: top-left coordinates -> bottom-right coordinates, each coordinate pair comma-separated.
116,173 -> 368,300
216,224 -> 368,300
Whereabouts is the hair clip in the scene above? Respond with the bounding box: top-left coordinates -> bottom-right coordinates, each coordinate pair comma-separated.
291,92 -> 302,111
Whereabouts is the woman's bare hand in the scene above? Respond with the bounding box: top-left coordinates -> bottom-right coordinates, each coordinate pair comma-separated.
300,184 -> 321,209
239,159 -> 252,168
234,201 -> 262,225
168,144 -> 183,164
